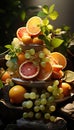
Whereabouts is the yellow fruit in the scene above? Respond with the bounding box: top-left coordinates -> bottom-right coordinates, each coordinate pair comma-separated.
26,16 -> 42,36
1,71 -> 10,82
9,85 -> 26,104
59,82 -> 72,96
32,37 -> 44,44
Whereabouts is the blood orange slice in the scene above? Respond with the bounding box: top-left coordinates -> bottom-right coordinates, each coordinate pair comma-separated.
50,52 -> 67,69
37,62 -> 52,81
26,16 -> 42,36
19,61 -> 40,79
16,27 -> 30,41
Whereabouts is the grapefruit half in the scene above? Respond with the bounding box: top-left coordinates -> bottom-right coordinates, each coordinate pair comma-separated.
19,61 -> 40,79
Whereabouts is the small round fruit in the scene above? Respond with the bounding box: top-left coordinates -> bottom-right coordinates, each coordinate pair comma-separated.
59,82 -> 72,96
26,16 -> 42,36
9,85 -> 26,104
22,35 -> 33,44
19,61 -> 40,79
33,37 -> 43,44
16,27 -> 30,41
17,52 -> 26,65
1,71 -> 10,82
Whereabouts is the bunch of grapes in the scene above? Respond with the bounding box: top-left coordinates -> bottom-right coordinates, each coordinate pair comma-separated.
22,80 -> 63,121
25,48 -> 49,67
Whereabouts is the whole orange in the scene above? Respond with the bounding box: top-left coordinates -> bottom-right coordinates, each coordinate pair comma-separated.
59,82 -> 71,96
9,85 -> 26,104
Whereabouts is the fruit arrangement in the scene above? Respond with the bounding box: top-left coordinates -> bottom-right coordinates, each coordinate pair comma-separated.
0,5 -> 74,123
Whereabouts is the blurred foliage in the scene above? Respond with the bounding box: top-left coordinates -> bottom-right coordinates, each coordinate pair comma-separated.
0,0 -> 26,46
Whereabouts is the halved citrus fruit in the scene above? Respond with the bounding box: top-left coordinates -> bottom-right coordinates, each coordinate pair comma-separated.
19,61 -> 40,79
16,27 -> 30,41
37,62 -> 52,81
49,52 -> 67,69
26,16 -> 42,36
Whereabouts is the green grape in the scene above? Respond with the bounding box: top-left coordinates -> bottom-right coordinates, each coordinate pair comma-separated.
25,52 -> 31,59
40,61 -> 46,67
48,96 -> 55,103
26,100 -> 33,109
45,92 -> 50,98
39,105 -> 45,111
29,48 -> 35,55
28,111 -> 34,118
35,112 -> 41,119
44,113 -> 50,120
34,99 -> 41,106
22,101 -> 26,108
52,90 -> 58,96
59,87 -> 63,94
24,92 -> 30,99
47,85 -> 53,92
50,116 -> 56,122
41,93 -> 46,99
30,92 -> 36,99
36,94 -> 39,99
34,106 -> 40,112
49,105 -> 56,112
6,60 -> 14,68
23,112 -> 28,118
39,51 -> 45,59
41,98 -> 47,105
53,80 -> 59,86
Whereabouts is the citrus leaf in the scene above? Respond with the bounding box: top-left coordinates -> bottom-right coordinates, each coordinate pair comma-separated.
5,44 -> 12,49
49,11 -> 59,20
49,4 -> 55,13
51,38 -> 64,48
43,18 -> 49,25
37,11 -> 47,18
42,5 -> 49,14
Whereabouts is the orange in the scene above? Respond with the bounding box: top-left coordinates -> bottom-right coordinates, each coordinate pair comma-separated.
17,52 -> 26,65
32,37 -> 44,44
26,16 -> 42,36
59,82 -> 72,96
37,62 -> 52,81
51,70 -> 64,79
50,52 -> 67,69
9,85 -> 26,104
1,71 -> 11,82
22,35 -> 33,44
19,61 -> 40,79
16,27 -> 30,41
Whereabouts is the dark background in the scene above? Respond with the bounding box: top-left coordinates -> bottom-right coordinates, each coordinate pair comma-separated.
0,0 -> 74,50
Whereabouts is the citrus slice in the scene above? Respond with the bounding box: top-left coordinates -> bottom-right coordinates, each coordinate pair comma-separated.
26,16 -> 42,36
19,61 -> 40,79
50,52 -> 67,69
37,62 -> 52,81
16,27 -> 30,41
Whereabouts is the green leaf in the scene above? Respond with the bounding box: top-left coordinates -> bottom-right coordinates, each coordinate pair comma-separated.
37,11 -> 47,18
43,18 -> 49,25
0,80 -> 3,88
51,38 -> 64,48
49,11 -> 59,20
49,4 -> 55,13
20,11 -> 26,21
42,5 -> 49,14
5,44 -> 12,50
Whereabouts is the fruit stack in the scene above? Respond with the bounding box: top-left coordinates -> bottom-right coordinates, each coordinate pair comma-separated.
0,16 -> 73,126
